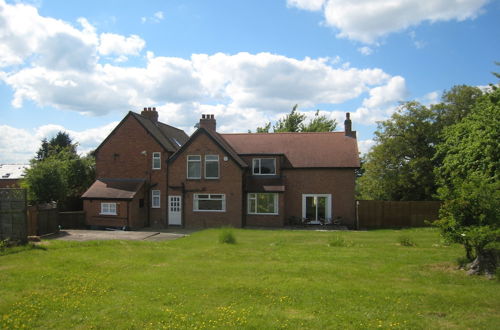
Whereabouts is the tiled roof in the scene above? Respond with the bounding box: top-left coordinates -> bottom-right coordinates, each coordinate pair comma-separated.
221,132 -> 360,168
131,112 -> 189,152
82,178 -> 145,200
0,164 -> 30,179
169,128 -> 248,168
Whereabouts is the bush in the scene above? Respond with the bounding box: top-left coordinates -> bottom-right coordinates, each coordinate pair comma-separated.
218,228 -> 236,244
398,235 -> 416,247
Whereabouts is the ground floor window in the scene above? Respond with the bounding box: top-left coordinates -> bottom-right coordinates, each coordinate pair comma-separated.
100,202 -> 117,215
248,193 -> 278,215
152,190 -> 161,208
302,194 -> 332,223
193,194 -> 225,212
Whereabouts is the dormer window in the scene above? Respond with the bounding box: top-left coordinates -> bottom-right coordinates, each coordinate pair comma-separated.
252,158 -> 276,175
152,152 -> 161,170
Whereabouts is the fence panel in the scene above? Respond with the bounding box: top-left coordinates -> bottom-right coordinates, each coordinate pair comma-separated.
357,200 -> 441,229
0,188 -> 27,242
59,211 -> 86,229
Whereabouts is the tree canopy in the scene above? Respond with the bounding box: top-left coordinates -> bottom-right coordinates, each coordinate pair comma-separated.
36,131 -> 77,161
255,105 -> 337,133
23,132 -> 95,210
358,85 -> 483,201
433,85 -> 499,275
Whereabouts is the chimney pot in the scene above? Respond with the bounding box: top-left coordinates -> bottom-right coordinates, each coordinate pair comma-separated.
141,106 -> 159,123
199,114 -> 216,131
344,112 -> 356,138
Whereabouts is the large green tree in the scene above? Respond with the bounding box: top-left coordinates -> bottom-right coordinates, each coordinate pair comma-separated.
358,101 -> 438,200
36,131 -> 77,161
23,132 -> 95,210
358,85 -> 484,201
255,105 -> 337,133
433,86 -> 499,275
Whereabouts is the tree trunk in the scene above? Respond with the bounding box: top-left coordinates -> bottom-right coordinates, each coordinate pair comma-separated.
466,249 -> 498,277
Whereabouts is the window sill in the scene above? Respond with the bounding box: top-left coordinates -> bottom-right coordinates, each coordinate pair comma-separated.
193,210 -> 226,213
248,213 -> 279,216
99,213 -> 117,216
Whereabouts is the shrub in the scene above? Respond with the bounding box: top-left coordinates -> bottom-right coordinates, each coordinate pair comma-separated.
328,236 -> 353,247
398,235 -> 416,247
218,228 -> 236,244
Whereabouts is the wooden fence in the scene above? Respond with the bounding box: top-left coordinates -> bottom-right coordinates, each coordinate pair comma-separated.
59,211 -> 86,229
27,203 -> 59,236
357,200 -> 441,229
0,188 -> 27,242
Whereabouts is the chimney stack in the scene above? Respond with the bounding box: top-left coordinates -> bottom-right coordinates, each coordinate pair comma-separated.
141,107 -> 159,123
199,114 -> 216,131
344,112 -> 356,138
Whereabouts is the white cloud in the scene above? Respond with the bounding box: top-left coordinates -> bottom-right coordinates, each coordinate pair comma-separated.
357,46 -> 373,56
289,0 -> 489,44
358,139 -> 376,154
154,11 -> 164,20
141,11 -> 164,24
0,0 -> 414,161
98,33 -> 145,56
287,0 -> 325,11
0,122 -> 118,163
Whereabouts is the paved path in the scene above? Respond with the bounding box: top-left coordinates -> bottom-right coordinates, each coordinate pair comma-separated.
45,229 -> 186,242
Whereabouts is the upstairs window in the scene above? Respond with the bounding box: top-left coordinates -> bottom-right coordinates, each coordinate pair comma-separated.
152,152 -> 161,170
252,158 -> 276,175
100,203 -> 117,215
205,155 -> 219,179
187,155 -> 201,179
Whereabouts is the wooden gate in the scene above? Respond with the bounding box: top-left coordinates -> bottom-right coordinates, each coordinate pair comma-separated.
0,188 -> 28,242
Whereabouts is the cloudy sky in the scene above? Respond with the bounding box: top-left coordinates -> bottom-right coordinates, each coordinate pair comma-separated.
1,0 -> 498,163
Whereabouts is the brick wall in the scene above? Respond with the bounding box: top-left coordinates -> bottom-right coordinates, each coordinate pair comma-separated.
84,199 -> 129,228
168,132 -> 244,228
94,115 -> 170,226
284,168 -> 357,227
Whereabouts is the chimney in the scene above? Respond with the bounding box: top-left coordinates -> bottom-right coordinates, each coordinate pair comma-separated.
199,114 -> 216,131
344,112 -> 356,138
141,107 -> 159,123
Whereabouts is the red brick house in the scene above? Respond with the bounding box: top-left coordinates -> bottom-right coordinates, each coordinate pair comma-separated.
82,108 -> 189,229
82,108 -> 360,229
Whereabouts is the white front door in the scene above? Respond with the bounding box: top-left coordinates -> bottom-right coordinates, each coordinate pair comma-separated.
168,195 -> 182,225
302,194 -> 332,224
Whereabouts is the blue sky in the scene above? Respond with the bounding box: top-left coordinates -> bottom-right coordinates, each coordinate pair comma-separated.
1,0 -> 499,163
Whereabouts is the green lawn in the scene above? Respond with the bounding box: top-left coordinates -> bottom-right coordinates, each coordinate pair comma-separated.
0,228 -> 498,329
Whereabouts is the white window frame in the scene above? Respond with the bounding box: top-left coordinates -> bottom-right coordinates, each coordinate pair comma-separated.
252,158 -> 276,175
152,152 -> 161,170
187,155 -> 201,179
100,202 -> 117,215
152,190 -> 161,208
302,194 -> 332,223
247,193 -> 278,215
193,194 -> 226,212
205,154 -> 219,179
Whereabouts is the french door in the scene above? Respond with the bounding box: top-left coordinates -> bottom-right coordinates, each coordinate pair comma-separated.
302,194 -> 332,224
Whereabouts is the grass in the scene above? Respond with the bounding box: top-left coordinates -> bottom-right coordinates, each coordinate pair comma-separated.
0,228 -> 498,329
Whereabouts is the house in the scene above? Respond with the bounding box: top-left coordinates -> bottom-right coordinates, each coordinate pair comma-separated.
0,164 -> 30,188
167,113 -> 360,228
82,108 -> 360,229
81,108 -> 189,228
